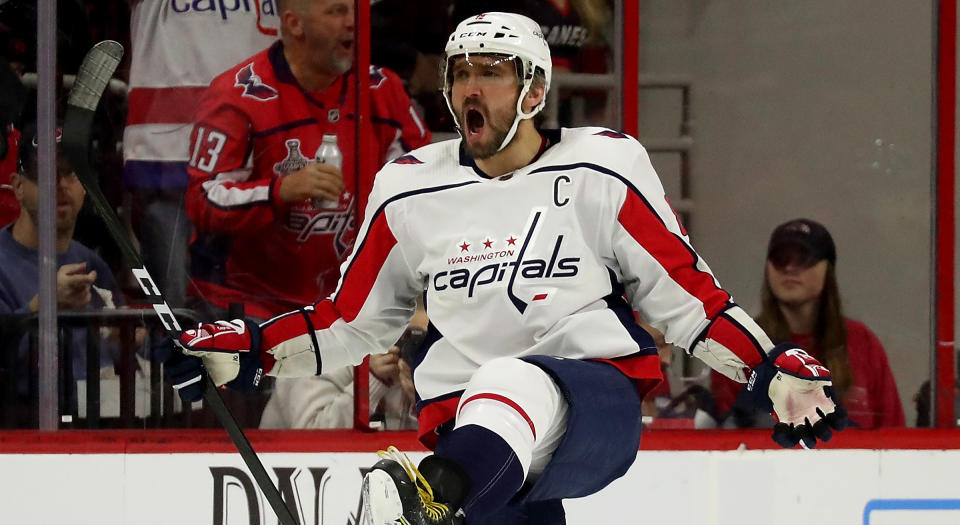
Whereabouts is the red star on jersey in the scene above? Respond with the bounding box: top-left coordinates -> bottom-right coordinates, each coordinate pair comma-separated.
483,239 -> 493,249
459,242 -> 470,252
506,236 -> 517,246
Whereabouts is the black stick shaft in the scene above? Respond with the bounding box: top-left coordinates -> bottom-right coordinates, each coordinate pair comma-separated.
62,41 -> 297,525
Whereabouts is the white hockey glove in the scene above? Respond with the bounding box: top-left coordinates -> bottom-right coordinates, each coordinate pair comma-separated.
741,343 -> 849,448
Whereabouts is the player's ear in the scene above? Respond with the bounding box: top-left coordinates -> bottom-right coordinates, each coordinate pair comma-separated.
522,84 -> 545,113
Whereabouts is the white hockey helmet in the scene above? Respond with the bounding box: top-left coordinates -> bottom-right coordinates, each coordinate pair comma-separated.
443,12 -> 552,152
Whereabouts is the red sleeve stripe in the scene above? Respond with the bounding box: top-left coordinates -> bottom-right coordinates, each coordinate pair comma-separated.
527,162 -> 730,318
309,300 -> 344,328
333,212 -> 397,322
459,393 -> 537,440
260,303 -> 346,374
127,87 -> 208,125
260,310 -> 311,351
703,311 -> 766,369
617,190 -> 731,318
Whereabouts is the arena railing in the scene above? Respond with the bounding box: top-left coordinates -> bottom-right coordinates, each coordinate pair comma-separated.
0,307 -> 267,430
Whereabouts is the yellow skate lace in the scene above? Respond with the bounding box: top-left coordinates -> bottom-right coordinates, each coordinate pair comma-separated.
377,446 -> 451,521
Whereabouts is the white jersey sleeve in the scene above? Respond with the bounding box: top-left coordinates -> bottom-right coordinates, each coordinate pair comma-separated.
603,135 -> 773,381
257,165 -> 423,376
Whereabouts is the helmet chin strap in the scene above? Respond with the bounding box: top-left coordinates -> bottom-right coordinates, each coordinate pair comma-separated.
496,83 -> 535,152
496,73 -> 546,152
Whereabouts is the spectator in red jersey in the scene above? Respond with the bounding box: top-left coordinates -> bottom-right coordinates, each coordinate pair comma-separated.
185,0 -> 430,320
184,0 -> 430,428
712,218 -> 905,428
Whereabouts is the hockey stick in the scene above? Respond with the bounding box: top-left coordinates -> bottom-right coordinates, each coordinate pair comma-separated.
61,41 -> 297,525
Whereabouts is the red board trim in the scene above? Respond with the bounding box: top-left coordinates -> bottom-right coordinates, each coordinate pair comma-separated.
0,429 -> 957,454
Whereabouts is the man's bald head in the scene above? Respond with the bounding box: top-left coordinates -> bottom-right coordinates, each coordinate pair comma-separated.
275,0 -> 355,90
277,0 -> 305,11
278,0 -> 313,42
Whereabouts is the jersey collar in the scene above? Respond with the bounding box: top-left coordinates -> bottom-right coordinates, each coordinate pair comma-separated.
458,129 -> 562,179
269,41 -> 354,110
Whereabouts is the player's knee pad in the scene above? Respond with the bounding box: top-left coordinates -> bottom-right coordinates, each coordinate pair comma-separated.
455,357 -> 568,478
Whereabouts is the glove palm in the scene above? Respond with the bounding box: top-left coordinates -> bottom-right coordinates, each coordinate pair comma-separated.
743,344 -> 849,448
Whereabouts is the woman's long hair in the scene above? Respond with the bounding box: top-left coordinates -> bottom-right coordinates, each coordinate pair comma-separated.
755,262 -> 853,399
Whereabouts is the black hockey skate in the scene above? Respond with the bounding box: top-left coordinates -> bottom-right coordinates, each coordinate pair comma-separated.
361,446 -> 466,525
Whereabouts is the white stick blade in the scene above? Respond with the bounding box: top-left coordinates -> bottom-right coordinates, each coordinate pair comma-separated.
68,40 -> 124,111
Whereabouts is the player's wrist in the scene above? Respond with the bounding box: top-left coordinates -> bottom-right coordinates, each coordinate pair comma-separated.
259,308 -> 316,373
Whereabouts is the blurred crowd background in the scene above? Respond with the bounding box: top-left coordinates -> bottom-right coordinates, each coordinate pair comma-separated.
0,0 -> 954,433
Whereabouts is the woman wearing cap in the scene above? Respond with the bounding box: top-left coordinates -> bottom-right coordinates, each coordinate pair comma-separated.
712,218 -> 905,428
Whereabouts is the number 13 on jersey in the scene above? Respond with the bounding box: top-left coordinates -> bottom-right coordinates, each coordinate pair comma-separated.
189,126 -> 228,173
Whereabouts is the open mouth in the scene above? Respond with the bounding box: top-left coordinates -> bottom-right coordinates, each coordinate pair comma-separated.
465,108 -> 485,137
340,39 -> 354,51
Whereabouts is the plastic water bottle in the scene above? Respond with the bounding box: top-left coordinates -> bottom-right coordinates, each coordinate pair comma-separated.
313,134 -> 342,209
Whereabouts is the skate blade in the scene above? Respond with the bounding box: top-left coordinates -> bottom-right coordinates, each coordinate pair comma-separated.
361,470 -> 405,525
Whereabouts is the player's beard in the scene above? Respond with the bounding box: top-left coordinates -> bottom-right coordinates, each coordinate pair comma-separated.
459,101 -> 514,160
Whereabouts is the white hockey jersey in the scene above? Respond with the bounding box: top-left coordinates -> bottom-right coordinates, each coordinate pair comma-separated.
123,0 -> 279,188
259,127 -> 774,444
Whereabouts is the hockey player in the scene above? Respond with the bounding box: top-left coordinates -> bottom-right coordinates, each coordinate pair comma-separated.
184,0 -> 431,319
166,12 -> 849,525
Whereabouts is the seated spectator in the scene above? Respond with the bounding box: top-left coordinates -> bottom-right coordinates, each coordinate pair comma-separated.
0,124 -> 124,424
259,347 -> 418,430
712,218 -> 905,428
259,313 -> 426,430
